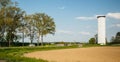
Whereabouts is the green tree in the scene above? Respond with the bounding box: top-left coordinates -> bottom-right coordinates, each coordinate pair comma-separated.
0,0 -> 11,7
33,13 -> 55,46
110,32 -> 120,44
111,36 -> 115,42
89,38 -> 96,44
5,6 -> 25,47
0,0 -> 25,46
14,15 -> 28,46
0,0 -> 11,42
114,32 -> 120,43
24,14 -> 36,44
0,0 -> 12,47
17,21 -> 29,46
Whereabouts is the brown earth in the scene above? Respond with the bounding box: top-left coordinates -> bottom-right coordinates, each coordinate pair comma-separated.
0,60 -> 6,62
24,47 -> 120,62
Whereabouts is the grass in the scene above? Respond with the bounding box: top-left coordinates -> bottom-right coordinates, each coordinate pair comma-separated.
0,45 -> 79,62
82,44 -> 102,47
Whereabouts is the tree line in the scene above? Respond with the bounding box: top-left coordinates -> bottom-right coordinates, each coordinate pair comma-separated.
88,32 -> 120,45
0,0 -> 56,47
110,32 -> 120,44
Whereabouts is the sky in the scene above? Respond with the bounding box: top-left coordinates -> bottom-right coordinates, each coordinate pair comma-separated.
12,0 -> 120,42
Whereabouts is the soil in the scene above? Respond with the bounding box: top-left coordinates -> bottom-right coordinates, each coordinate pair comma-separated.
0,60 -> 6,62
24,47 -> 120,62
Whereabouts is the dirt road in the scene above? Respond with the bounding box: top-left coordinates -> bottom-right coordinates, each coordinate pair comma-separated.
24,47 -> 120,62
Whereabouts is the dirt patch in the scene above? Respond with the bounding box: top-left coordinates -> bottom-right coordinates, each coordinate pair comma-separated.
0,60 -> 6,62
24,47 -> 120,62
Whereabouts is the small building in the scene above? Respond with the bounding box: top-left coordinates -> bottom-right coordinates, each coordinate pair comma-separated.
56,44 -> 65,46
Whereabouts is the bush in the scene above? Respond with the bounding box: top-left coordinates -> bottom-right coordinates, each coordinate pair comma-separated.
89,38 -> 96,44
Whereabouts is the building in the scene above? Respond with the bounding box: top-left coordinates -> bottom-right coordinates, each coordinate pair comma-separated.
97,16 -> 106,45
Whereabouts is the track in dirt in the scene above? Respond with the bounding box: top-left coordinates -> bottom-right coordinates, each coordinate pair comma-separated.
24,47 -> 120,62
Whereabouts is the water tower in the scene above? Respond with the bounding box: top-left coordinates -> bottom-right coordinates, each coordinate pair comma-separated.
97,16 -> 106,45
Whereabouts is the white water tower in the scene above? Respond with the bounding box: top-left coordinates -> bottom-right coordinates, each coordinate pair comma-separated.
97,16 -> 106,45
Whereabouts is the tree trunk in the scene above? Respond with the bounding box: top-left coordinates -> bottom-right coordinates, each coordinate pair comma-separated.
22,31 -> 24,46
8,40 -> 11,47
41,34 -> 43,46
30,26 -> 33,44
37,34 -> 40,46
31,35 -> 33,44
31,34 -> 34,44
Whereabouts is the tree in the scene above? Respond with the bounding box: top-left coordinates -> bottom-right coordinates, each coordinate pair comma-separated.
0,0 -> 56,47
5,6 -> 25,47
114,32 -> 120,43
17,22 -> 28,46
89,38 -> 96,44
24,14 -> 36,45
0,8 -> 5,42
16,12 -> 33,46
110,32 -> 120,44
6,30 -> 16,46
0,0 -> 11,7
0,1 -> 25,46
0,0 -> 11,42
0,0 -> 27,47
110,36 -> 115,42
94,34 -> 98,44
33,13 -> 55,46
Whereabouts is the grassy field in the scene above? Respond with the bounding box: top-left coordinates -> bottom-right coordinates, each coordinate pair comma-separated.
0,45 -> 79,62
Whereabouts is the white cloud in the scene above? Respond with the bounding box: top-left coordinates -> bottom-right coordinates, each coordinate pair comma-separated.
58,6 -> 65,10
75,16 -> 96,20
57,30 -> 74,35
111,24 -> 120,27
107,13 -> 120,19
76,12 -> 120,21
78,31 -> 91,35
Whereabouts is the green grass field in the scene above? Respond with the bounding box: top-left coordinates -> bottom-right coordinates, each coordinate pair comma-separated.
0,45 -> 79,62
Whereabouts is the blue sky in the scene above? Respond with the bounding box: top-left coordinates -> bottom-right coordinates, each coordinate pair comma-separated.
13,0 -> 120,42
